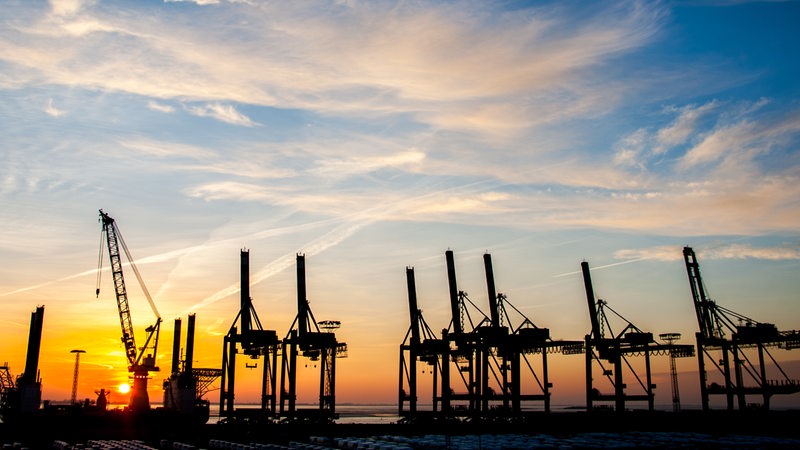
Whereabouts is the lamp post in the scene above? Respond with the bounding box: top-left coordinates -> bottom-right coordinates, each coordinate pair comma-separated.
70,349 -> 86,405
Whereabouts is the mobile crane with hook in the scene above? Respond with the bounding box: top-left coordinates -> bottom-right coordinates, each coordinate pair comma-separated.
97,209 -> 162,412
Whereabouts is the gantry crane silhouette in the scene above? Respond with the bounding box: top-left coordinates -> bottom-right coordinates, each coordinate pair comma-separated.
581,261 -> 694,412
683,246 -> 800,410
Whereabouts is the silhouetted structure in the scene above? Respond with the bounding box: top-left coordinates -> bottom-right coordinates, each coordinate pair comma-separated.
219,249 -> 279,421
279,254 -> 347,421
70,349 -> 85,405
400,250 -> 582,420
164,315 -> 221,421
98,210 -> 162,412
398,266 -> 448,418
684,246 -> 800,411
0,306 -> 45,417
582,261 -> 693,412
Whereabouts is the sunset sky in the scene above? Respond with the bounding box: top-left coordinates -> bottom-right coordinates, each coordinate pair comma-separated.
1,0 -> 799,409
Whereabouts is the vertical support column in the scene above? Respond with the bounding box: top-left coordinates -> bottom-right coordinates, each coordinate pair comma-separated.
445,251 -> 462,335
270,343 -> 278,413
614,343 -> 624,413
405,267 -> 419,415
511,350 -> 521,413
696,333 -> 709,411
185,314 -> 195,375
481,344 -> 489,413
542,349 -> 551,413
288,330 -> 298,415
261,348 -> 275,413
483,253 -> 500,329
585,335 -> 593,411
722,343 -> 734,411
733,343 -> 746,410
297,254 -> 308,338
240,250 -> 251,335
225,331 -> 237,414
441,330 -> 450,413
171,318 -> 182,374
645,346 -> 654,412
219,337 -> 228,416
758,343 -> 770,410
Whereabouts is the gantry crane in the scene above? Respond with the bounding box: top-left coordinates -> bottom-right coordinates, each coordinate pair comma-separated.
581,261 -> 693,412
219,249 -> 278,421
399,266 -> 448,418
279,254 -> 347,421
97,209 -> 162,412
683,246 -> 800,411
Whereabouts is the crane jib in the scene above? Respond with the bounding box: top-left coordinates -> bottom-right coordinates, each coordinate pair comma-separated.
98,209 -> 161,372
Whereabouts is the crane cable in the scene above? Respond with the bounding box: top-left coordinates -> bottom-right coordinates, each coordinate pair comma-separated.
96,226 -> 105,298
115,222 -> 161,320
95,216 -> 161,321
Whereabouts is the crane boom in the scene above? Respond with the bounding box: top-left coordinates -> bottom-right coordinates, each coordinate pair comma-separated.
100,210 -> 139,365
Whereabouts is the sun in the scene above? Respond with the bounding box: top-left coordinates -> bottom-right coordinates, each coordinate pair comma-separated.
118,383 -> 130,394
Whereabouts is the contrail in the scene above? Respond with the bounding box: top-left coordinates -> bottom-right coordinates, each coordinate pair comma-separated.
552,257 -> 651,278
0,217 -> 339,298
178,218 -> 374,316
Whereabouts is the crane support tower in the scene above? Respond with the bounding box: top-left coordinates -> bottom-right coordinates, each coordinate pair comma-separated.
683,246 -> 800,411
219,249 -> 279,422
400,250 -> 583,421
581,261 -> 694,412
479,253 -> 583,415
279,254 -> 347,421
398,267 -> 449,419
97,210 -> 162,412
0,307 -> 45,418
164,315 -> 221,422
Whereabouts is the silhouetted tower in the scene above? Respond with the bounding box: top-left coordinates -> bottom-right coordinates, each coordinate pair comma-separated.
70,349 -> 86,405
280,254 -> 346,420
219,249 -> 278,420
659,333 -> 682,412
399,267 -> 447,418
482,253 -> 583,415
165,315 -> 221,420
18,306 -> 45,413
684,246 -> 800,411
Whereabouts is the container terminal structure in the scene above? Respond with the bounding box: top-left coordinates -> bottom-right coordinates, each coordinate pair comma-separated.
219,249 -> 280,422
280,253 -> 348,422
400,250 -> 583,420
581,261 -> 695,412
683,246 -> 800,411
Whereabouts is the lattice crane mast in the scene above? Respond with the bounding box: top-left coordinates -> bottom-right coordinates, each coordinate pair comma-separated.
97,209 -> 162,412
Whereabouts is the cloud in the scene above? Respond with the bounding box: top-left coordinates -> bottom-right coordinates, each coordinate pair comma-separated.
183,102 -> 258,126
0,1 -> 662,137
654,101 -> 717,154
44,98 -> 65,117
147,100 -> 174,113
614,244 -> 800,262
311,150 -> 425,177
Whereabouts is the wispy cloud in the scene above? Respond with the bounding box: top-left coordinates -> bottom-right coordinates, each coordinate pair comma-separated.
44,98 -> 65,117
184,102 -> 258,126
0,1 -> 662,137
614,244 -> 800,261
147,100 -> 174,113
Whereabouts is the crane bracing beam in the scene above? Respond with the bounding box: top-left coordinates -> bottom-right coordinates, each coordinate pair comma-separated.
97,209 -> 161,412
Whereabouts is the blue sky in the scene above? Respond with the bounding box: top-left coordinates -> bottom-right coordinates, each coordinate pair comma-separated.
1,0 -> 799,405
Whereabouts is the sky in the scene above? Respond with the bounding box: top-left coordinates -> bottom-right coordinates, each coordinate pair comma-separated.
1,0 -> 799,409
